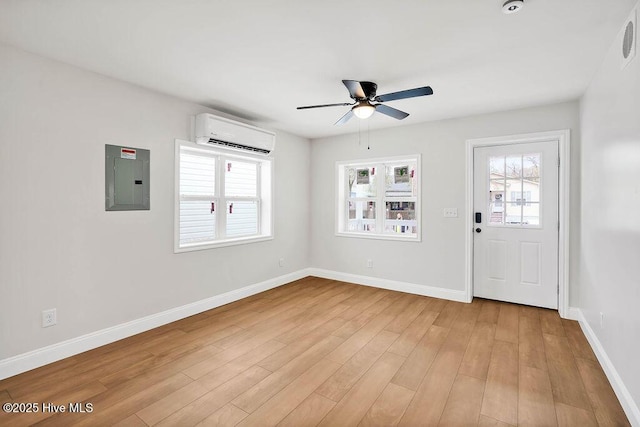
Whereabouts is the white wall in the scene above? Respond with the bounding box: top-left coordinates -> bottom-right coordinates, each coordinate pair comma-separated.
579,2 -> 640,416
0,43 -> 311,361
310,102 -> 580,299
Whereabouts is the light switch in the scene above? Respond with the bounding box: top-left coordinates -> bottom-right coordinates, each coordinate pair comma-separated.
443,208 -> 458,218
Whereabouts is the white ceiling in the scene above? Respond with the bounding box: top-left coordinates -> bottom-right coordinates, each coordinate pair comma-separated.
0,0 -> 635,139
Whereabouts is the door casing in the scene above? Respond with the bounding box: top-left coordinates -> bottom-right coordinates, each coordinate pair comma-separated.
465,130 -> 571,318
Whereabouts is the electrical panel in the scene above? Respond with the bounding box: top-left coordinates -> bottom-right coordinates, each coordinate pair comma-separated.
105,144 -> 150,211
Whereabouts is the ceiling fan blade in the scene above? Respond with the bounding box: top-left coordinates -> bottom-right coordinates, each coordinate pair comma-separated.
297,102 -> 353,110
375,104 -> 409,120
342,80 -> 366,99
374,86 -> 433,103
334,109 -> 354,125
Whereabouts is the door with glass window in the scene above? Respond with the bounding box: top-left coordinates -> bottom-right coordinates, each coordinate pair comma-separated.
473,141 -> 559,308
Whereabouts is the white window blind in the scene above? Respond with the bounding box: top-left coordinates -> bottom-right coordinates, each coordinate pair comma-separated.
175,140 -> 272,252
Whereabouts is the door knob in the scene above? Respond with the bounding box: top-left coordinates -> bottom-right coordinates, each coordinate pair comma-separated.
475,228 -> 482,233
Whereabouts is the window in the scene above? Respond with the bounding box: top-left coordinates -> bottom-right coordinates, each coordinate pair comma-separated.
488,153 -> 540,226
336,155 -> 420,241
175,140 -> 272,252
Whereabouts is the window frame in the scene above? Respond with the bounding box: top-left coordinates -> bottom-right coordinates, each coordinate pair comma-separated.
336,154 -> 421,242
174,139 -> 273,253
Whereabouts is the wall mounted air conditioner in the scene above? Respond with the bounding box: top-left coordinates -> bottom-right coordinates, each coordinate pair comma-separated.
194,113 -> 275,155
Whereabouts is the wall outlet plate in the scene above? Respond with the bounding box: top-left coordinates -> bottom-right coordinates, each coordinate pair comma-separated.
42,309 -> 57,328
443,208 -> 458,218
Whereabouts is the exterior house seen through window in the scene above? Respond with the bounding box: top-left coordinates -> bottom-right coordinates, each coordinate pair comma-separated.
336,155 -> 421,241
175,140 -> 272,252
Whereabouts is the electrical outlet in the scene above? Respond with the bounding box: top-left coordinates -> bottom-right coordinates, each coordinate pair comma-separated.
42,309 -> 57,328
443,208 -> 458,218
366,259 -> 373,268
279,258 -> 285,267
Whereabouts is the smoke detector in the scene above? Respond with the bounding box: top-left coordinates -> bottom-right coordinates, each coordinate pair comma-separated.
502,0 -> 524,14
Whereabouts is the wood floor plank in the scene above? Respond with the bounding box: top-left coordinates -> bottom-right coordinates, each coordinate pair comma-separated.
399,328 -> 471,426
518,365 -> 557,427
539,309 -> 565,337
562,320 -> 597,361
274,303 -> 349,344
197,340 -> 286,391
332,311 -> 377,339
232,335 -> 344,413
387,310 -> 438,357
495,304 -> 519,344
391,325 -> 449,391
316,330 -> 399,402
113,414 -> 148,427
546,356 -> 592,411
325,314 -> 394,364
450,301 -> 481,331
519,314 -> 547,371
358,383 -> 414,427
432,300 -> 462,328
542,333 -> 575,366
258,316 -> 346,372
554,402 -> 598,427
277,393 -> 335,427
384,297 -> 428,334
438,374 -> 485,426
136,381 -> 210,426
155,365 -> 271,426
236,358 -> 341,426
458,321 -> 496,380
478,414 -> 516,427
575,357 -> 631,426
197,403 -> 249,426
318,352 -> 406,427
481,340 -> 519,426
476,299 -> 501,324
339,288 -> 388,320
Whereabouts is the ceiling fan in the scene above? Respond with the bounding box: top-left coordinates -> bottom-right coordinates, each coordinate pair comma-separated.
297,80 -> 433,125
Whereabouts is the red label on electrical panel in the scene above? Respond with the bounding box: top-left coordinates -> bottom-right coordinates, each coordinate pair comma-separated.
120,148 -> 136,159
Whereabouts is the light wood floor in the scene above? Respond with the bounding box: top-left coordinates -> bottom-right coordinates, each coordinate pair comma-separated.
0,277 -> 630,426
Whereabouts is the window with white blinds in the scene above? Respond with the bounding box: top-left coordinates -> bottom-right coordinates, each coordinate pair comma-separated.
175,140 -> 272,252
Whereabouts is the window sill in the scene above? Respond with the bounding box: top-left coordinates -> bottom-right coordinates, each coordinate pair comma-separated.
175,235 -> 273,253
335,231 -> 421,242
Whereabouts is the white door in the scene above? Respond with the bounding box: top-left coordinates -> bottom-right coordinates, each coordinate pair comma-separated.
473,141 -> 559,309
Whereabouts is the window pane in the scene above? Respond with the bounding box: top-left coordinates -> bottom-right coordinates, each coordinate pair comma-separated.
179,200 -> 216,245
489,202 -> 505,224
523,154 -> 540,179
523,202 -> 540,225
180,152 -> 215,196
385,163 -> 417,197
506,155 -> 522,178
385,201 -> 417,234
347,200 -> 376,232
505,201 -> 522,224
225,160 -> 257,197
226,201 -> 258,237
489,156 -> 505,176
349,167 -> 377,197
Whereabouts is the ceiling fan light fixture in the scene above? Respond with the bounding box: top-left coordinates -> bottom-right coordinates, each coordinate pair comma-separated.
352,103 -> 375,119
502,0 -> 524,14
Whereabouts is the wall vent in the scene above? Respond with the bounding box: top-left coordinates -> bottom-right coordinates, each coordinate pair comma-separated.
621,7 -> 637,69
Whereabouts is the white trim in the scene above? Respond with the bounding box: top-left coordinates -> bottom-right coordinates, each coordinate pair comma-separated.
465,129 -> 571,317
573,308 -> 640,426
307,268 -> 468,302
0,269 -> 310,381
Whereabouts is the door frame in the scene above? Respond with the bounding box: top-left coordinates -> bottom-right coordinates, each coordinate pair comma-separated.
465,129 -> 571,318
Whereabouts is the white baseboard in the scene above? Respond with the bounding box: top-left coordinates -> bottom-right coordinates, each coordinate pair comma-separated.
0,269 -> 310,381
573,308 -> 640,426
564,306 -> 582,321
307,268 -> 469,302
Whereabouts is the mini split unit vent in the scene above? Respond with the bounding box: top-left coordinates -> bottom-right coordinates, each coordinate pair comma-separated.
194,113 -> 275,155
621,7 -> 637,69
